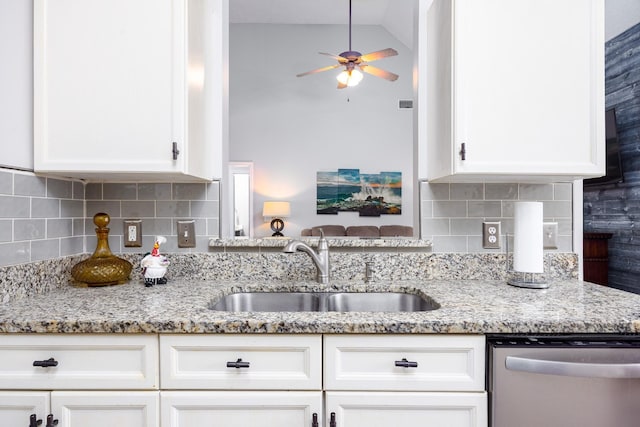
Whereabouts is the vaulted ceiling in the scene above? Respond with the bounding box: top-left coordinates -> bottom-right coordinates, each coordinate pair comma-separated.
230,0 -> 640,47
229,0 -> 416,49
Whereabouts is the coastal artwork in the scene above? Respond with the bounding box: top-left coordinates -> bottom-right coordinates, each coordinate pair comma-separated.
316,169 -> 402,216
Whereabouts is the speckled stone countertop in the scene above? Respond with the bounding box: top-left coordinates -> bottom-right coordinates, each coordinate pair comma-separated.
1,278 -> 639,334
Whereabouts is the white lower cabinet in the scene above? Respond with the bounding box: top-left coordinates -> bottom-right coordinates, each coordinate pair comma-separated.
0,392 -> 48,426
160,334 -> 487,427
0,333 -> 487,426
0,390 -> 159,427
326,392 -> 486,427
159,334 -> 324,427
0,335 -> 159,426
323,335 -> 487,427
161,391 -> 323,427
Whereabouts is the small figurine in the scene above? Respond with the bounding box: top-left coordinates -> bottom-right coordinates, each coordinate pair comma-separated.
141,236 -> 170,287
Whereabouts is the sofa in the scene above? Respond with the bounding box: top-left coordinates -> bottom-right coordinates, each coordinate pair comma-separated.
300,225 -> 413,238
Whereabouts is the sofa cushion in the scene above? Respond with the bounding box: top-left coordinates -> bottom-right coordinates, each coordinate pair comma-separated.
346,226 -> 380,237
311,225 -> 347,236
379,225 -> 413,237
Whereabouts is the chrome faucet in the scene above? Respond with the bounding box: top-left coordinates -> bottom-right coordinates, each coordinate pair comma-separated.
283,229 -> 330,284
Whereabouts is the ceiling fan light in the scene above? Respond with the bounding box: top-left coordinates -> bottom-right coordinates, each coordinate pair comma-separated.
336,69 -> 363,87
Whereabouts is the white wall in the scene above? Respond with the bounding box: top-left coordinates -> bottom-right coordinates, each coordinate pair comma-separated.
229,24 -> 414,237
606,0 -> 640,41
0,0 -> 33,170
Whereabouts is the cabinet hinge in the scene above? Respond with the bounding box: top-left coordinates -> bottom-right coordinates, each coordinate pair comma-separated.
459,143 -> 466,161
172,142 -> 180,160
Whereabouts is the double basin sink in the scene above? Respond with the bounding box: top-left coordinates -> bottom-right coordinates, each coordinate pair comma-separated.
209,291 -> 440,313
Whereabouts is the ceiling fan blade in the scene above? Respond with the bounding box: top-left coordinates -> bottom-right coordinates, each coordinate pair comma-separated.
296,64 -> 341,78
337,81 -> 348,89
359,64 -> 399,81
319,52 -> 349,63
359,48 -> 398,63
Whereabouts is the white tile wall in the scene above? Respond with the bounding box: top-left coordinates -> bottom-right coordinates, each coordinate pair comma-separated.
0,169 -> 85,266
421,182 -> 573,253
0,167 -> 574,267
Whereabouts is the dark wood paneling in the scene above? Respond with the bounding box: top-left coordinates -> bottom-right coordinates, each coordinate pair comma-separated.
584,22 -> 640,294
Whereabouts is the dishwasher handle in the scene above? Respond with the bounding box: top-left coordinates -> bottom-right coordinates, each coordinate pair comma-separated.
506,355 -> 640,379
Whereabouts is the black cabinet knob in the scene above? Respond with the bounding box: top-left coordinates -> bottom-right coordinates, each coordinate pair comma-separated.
395,358 -> 418,368
29,414 -> 42,427
45,414 -> 58,427
33,358 -> 58,368
226,358 -> 250,369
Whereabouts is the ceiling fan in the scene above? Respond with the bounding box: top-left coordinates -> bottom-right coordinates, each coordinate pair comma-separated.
296,0 -> 399,89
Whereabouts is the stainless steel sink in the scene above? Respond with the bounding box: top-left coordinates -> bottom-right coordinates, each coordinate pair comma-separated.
209,292 -> 439,312
325,292 -> 437,312
209,292 -> 320,312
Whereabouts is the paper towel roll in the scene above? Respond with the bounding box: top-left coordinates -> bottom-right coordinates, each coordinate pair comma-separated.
513,201 -> 544,273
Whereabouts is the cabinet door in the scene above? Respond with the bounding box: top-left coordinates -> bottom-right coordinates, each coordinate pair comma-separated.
426,0 -> 604,182
161,391 -> 323,427
160,334 -> 322,390
34,0 -> 225,181
34,0 -> 180,175
326,391 -> 487,427
0,1 -> 33,171
51,391 -> 159,427
0,391 -> 49,426
0,334 -> 158,390
324,334 -> 485,391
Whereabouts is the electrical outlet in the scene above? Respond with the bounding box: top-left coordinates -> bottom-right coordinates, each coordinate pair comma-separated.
543,222 -> 558,249
123,220 -> 142,247
177,220 -> 196,248
482,221 -> 501,249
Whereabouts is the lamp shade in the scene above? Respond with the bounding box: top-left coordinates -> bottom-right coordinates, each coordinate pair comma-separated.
262,201 -> 291,218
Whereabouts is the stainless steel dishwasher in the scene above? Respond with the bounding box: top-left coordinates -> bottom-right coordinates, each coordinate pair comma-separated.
487,335 -> 640,427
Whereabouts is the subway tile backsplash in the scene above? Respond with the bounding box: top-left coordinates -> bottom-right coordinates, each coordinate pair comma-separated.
0,169 -> 85,267
0,167 -> 574,267
421,182 -> 573,253
84,181 -> 220,254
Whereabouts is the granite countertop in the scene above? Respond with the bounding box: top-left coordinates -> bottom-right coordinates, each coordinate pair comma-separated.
1,278 -> 639,334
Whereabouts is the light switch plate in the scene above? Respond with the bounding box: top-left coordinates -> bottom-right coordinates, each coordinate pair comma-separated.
543,222 -> 558,249
482,221 -> 501,249
177,220 -> 196,248
124,220 -> 142,247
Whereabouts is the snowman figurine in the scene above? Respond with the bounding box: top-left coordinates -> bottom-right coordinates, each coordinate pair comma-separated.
141,236 -> 170,287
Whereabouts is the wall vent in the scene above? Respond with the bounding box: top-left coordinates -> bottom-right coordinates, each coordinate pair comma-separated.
398,99 -> 413,109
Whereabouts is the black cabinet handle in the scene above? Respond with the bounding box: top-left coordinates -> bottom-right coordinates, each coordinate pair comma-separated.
312,413 -> 318,427
29,414 -> 42,427
45,414 -> 58,427
226,358 -> 250,369
33,358 -> 58,368
395,358 -> 418,368
330,412 -> 337,427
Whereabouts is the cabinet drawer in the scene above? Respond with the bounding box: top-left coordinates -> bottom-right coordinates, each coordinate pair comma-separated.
161,391 -> 322,427
160,335 -> 322,390
324,335 -> 484,391
0,335 -> 158,390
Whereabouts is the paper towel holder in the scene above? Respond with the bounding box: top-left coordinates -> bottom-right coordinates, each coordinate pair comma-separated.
505,200 -> 549,289
507,271 -> 549,289
506,235 -> 549,289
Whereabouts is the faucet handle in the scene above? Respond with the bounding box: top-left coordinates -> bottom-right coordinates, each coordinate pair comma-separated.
318,228 -> 325,239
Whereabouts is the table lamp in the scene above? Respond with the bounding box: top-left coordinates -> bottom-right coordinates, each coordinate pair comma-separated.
263,201 -> 291,237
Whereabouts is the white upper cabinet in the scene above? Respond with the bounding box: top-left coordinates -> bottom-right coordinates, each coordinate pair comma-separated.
0,1 -> 34,171
425,0 -> 604,183
34,0 -> 227,182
